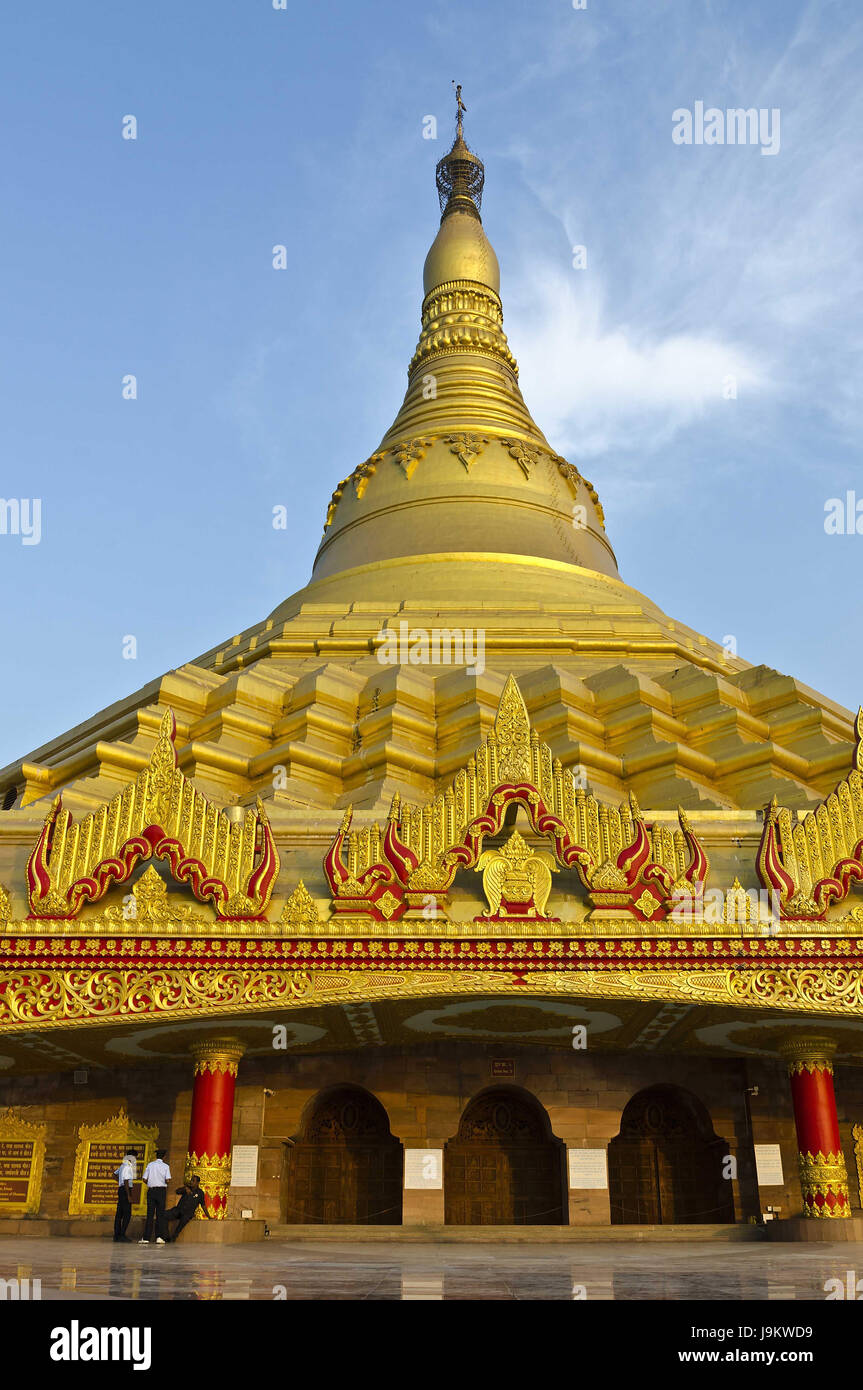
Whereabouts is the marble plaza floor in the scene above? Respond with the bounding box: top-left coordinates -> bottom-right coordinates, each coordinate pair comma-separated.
2,1237 -> 862,1300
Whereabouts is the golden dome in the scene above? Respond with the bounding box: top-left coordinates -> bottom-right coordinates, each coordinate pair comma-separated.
423,211 -> 500,296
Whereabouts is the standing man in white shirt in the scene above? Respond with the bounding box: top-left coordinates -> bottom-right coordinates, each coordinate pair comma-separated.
139,1149 -> 171,1245
113,1148 -> 137,1243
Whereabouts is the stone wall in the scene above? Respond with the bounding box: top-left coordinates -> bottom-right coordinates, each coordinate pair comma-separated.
2,1046 -> 862,1226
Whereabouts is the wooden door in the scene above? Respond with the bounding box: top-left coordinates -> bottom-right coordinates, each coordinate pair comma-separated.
444,1089 -> 566,1225
283,1087 -> 403,1225
608,1086 -> 735,1225
607,1137 -> 662,1224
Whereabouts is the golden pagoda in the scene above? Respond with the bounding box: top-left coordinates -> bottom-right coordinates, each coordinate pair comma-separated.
1,91 -> 861,1235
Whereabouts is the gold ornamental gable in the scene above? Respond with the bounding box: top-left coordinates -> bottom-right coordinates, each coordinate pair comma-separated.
757,709 -> 863,920
26,710 -> 279,921
327,676 -> 709,924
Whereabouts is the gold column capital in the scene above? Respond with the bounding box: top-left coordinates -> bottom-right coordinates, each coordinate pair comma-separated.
778,1034 -> 837,1074
190,1035 -> 246,1076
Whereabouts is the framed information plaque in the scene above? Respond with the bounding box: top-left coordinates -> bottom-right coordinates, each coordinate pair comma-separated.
754,1143 -> 785,1188
568,1148 -> 609,1190
0,1110 -> 46,1215
68,1110 -> 158,1217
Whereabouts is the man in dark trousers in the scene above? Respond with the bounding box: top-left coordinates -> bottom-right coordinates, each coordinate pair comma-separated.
112,1148 -> 138,1242
139,1148 -> 171,1245
166,1174 -> 212,1242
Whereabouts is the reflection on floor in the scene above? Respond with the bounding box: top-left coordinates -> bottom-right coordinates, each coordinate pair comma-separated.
2,1237 -> 862,1300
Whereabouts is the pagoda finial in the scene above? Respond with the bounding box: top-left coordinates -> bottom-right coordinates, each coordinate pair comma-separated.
453,80 -> 466,140
435,84 -> 484,222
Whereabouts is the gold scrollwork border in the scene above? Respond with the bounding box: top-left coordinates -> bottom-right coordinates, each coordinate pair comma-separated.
0,965 -> 861,1035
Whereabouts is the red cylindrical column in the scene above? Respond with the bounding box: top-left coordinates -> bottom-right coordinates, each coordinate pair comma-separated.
780,1036 -> 850,1219
186,1037 -> 245,1220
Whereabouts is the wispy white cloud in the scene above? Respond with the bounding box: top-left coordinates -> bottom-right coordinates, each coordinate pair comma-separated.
492,0 -> 863,468
510,262 -> 763,459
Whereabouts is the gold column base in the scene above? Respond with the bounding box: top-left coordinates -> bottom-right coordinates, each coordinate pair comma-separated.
798,1150 -> 851,1219
184,1150 -> 232,1221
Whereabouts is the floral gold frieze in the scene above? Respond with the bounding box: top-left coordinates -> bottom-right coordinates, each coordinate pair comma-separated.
321,435 -> 607,534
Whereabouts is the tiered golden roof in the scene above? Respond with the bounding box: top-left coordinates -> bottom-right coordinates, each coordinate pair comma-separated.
0,90 -> 857,888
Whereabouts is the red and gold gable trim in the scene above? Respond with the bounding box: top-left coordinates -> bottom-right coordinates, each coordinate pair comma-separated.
26,711 -> 278,921
757,709 -> 863,921
325,676 -> 709,923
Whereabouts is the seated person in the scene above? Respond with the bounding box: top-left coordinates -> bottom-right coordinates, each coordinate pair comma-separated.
165,1174 -> 212,1240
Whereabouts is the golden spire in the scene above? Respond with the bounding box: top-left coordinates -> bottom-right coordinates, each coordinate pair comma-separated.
435,81 -> 485,223
387,82 -> 529,435
308,86 -> 618,588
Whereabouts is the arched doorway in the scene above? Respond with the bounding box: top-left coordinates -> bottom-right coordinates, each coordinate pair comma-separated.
282,1086 -> 403,1224
607,1085 -> 735,1224
444,1087 -> 567,1225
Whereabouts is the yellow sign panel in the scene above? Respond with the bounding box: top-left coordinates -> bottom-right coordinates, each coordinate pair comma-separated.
0,1110 -> 46,1215
68,1111 -> 158,1217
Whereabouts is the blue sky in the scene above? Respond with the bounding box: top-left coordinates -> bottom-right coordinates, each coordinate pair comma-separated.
1,0 -> 861,768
